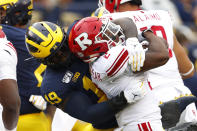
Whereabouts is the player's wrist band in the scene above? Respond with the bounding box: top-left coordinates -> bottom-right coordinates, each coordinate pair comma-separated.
181,63 -> 194,76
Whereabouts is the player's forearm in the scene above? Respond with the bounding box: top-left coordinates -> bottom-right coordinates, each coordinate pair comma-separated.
63,91 -> 127,124
142,31 -> 169,71
92,117 -> 118,129
0,79 -> 20,130
173,35 -> 195,79
45,104 -> 56,122
2,104 -> 20,130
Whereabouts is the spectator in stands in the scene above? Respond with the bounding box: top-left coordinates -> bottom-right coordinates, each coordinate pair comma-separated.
172,0 -> 197,31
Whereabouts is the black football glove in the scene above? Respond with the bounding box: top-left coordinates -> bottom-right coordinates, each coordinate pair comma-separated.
159,96 -> 197,129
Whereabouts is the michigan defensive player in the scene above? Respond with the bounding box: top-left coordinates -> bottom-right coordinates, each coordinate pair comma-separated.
0,0 -> 53,130
25,21 -> 150,130
68,16 -> 170,130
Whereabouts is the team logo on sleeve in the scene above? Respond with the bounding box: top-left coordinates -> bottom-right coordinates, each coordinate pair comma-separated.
62,71 -> 73,83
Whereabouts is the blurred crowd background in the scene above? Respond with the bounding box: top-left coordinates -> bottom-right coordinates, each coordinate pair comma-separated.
33,0 -> 98,27
32,0 -> 197,79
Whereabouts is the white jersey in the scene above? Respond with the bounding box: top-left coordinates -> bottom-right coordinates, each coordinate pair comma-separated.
0,30 -> 17,130
103,10 -> 197,129
103,10 -> 183,88
91,44 -> 148,98
0,30 -> 17,81
91,45 -> 161,127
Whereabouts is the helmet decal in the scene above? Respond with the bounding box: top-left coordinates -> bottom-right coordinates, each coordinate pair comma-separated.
68,17 -> 125,63
74,32 -> 93,51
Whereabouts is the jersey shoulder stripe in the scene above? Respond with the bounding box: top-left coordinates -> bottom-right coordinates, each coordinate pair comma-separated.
106,48 -> 129,77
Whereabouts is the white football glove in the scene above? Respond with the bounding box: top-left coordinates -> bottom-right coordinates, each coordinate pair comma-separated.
29,95 -> 47,110
123,80 -> 146,103
126,37 -> 146,72
141,40 -> 149,46
138,28 -> 153,42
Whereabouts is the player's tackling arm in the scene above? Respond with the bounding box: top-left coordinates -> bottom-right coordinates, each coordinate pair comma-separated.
173,35 -> 195,79
62,91 -> 127,126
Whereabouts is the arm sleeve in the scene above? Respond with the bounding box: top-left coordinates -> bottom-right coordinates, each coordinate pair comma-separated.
64,91 -> 117,125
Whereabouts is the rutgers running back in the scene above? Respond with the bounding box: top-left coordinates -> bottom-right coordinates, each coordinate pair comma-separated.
90,44 -> 148,98
68,16 -> 173,130
103,10 -> 183,88
103,10 -> 197,129
90,43 -> 163,128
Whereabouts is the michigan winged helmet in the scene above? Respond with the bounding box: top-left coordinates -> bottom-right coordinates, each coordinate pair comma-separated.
25,21 -> 73,68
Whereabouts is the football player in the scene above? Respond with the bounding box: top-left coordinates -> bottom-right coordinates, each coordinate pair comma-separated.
25,21 -> 135,131
68,15 -> 171,130
98,0 -> 197,130
25,18 -> 171,130
25,19 -> 197,131
0,0 -> 53,130
0,29 -> 20,131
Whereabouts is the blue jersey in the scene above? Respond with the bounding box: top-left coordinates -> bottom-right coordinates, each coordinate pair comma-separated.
41,58 -> 118,128
41,58 -> 99,106
1,24 -> 45,115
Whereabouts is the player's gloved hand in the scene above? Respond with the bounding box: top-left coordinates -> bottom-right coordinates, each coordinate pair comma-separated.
138,28 -> 153,41
126,37 -> 146,72
123,80 -> 146,103
141,40 -> 149,46
159,96 -> 197,129
29,95 -> 47,110
108,81 -> 146,113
